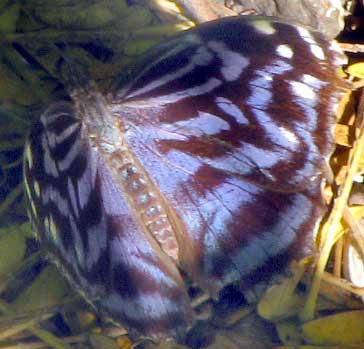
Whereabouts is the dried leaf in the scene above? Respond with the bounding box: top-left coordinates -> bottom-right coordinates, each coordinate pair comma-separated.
0,225 -> 27,277
258,262 -> 306,321
275,319 -> 302,345
12,265 -> 69,312
89,333 -> 119,349
347,62 -> 364,79
302,311 -> 364,345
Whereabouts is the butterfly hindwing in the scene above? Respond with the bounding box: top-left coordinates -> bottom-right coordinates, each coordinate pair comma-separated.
110,16 -> 346,192
107,16 -> 348,295
24,102 -> 193,340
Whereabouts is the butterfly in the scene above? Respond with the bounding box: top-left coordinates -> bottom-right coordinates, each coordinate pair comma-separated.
23,15 -> 349,342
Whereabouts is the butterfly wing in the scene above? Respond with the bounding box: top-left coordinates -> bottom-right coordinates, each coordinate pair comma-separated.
24,15 -> 349,340
110,16 -> 346,192
23,102 -> 193,340
107,16 -> 349,295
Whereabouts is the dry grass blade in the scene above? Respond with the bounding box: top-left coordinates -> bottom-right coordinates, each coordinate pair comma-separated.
0,298 -> 70,349
0,313 -> 53,341
0,184 -> 23,217
301,88 -> 364,321
322,271 -> 364,298
0,334 -> 89,349
343,208 -> 364,252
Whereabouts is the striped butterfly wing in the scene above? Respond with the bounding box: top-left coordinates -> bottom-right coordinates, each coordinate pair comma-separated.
23,102 -> 193,340
107,16 -> 349,295
23,16 -> 350,341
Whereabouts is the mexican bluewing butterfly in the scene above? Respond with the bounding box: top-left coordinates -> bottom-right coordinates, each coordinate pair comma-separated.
23,16 -> 349,342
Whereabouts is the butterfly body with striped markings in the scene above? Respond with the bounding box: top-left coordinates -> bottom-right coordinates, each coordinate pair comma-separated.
23,16 -> 349,342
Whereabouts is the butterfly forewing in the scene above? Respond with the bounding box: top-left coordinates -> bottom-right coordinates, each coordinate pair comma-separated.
24,16 -> 349,341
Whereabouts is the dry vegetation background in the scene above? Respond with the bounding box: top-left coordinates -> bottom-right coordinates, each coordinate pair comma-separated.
1,1 -> 364,348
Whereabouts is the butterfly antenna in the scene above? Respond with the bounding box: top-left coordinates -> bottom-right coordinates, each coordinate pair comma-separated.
51,42 -> 93,95
63,57 -> 93,95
